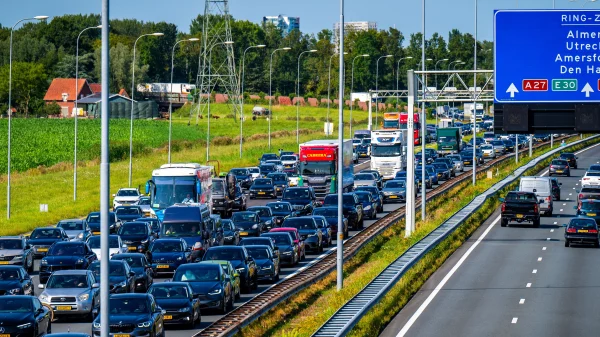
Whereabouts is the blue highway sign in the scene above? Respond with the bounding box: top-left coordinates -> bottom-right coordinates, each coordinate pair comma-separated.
495,10 -> 600,103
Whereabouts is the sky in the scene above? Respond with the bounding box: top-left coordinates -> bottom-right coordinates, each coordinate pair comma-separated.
1,0 -> 598,44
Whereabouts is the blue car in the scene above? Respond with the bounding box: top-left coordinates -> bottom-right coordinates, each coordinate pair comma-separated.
243,245 -> 280,283
28,227 -> 70,258
354,186 -> 384,213
310,215 -> 333,247
118,221 -> 156,253
39,241 -> 97,284
173,263 -> 233,313
148,238 -> 192,275
354,191 -> 378,220
229,168 -> 253,189
148,282 -> 201,328
92,294 -> 165,337
419,165 -> 439,185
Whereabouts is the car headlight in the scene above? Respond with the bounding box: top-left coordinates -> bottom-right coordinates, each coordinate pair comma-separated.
39,294 -> 49,302
282,251 -> 292,255
252,224 -> 258,229
261,265 -> 272,270
208,288 -> 222,295
79,293 -> 90,301
77,232 -> 84,240
178,306 -> 191,312
115,281 -> 127,288
17,323 -> 32,329
236,267 -> 246,273
137,321 -> 152,328
225,236 -> 233,240
307,233 -> 316,238
7,288 -> 21,295
364,205 -> 372,211
265,220 -> 272,225
141,238 -> 149,244
76,258 -> 84,264
12,255 -> 23,261
177,256 -> 183,261
41,259 -> 48,265
93,322 -> 101,328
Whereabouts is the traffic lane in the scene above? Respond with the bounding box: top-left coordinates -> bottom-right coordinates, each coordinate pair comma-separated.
379,144 -> 599,337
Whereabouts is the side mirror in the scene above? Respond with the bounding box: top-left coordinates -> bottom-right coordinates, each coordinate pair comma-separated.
38,284 -> 44,289
92,283 -> 100,288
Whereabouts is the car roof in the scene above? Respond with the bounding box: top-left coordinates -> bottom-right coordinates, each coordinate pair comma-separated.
52,269 -> 91,275
0,265 -> 24,270
111,253 -> 146,258
247,206 -> 269,210
58,219 -> 84,222
154,238 -> 183,243
271,227 -> 298,232
207,246 -> 244,250
150,281 -> 190,288
111,293 -> 150,299
242,244 -> 272,250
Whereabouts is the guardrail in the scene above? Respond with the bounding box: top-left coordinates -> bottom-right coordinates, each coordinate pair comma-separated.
311,134 -> 598,337
195,135 -> 570,337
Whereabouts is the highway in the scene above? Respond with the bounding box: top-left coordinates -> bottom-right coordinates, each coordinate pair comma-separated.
36,157 -> 482,336
380,143 -> 600,337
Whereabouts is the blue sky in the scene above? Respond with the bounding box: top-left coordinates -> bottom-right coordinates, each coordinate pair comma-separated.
1,0 -> 597,43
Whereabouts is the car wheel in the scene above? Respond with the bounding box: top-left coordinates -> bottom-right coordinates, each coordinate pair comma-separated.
219,297 -> 228,314
252,275 -> 258,290
228,292 -> 235,310
565,240 -> 570,247
187,310 -> 197,329
501,218 -> 508,227
47,322 -> 52,334
318,241 -> 323,253
274,271 -> 280,282
595,240 -> 600,248
546,210 -> 553,217
533,219 -> 540,228
302,249 -> 306,260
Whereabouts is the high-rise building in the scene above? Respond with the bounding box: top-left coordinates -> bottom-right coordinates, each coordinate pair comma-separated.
263,15 -> 300,36
333,21 -> 377,51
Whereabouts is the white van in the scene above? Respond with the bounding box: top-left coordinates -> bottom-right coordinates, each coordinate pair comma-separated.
519,176 -> 554,216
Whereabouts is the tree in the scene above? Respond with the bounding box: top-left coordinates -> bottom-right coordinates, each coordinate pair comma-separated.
0,62 -> 48,116
43,101 -> 61,116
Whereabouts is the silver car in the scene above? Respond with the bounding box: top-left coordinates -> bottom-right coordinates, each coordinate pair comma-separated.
0,236 -> 34,272
56,219 -> 91,242
447,155 -> 465,172
266,159 -> 284,172
38,270 -> 99,318
353,173 -> 378,188
480,144 -> 496,159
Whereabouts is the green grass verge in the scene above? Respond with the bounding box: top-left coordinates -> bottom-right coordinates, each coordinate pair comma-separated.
234,134 -> 594,337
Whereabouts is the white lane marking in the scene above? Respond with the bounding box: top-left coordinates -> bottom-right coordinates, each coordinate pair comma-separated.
563,203 -> 567,206
543,247 -> 547,250
538,257 -> 543,261
532,269 -> 537,274
569,193 -> 573,196
576,183 -> 579,185
395,216 -> 500,337
551,229 -> 555,232
512,317 -> 518,324
560,209 -> 564,212
566,198 -> 570,200
526,283 -> 532,288
547,238 -> 551,241
573,187 -> 576,190
519,299 -> 525,304
553,222 -> 557,225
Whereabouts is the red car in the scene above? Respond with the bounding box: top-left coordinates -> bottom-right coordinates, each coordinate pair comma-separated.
269,227 -> 306,261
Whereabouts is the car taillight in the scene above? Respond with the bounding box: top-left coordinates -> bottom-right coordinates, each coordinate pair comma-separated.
534,203 -> 539,213
589,229 -> 599,234
566,227 -> 577,233
546,196 -> 552,203
501,203 -> 506,212
579,194 -> 584,200
193,242 -> 203,251
550,165 -> 555,169
583,178 -> 590,181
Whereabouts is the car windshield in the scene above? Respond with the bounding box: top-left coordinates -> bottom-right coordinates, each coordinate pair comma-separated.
267,203 -> 292,212
248,167 -> 259,173
395,172 -> 407,178
86,214 -> 115,224
481,145 -> 493,150
0,240 -> 22,250
57,221 -> 83,231
506,193 -> 537,202
232,213 -> 257,223
284,219 -> 315,230
240,238 -> 271,246
586,172 -> 600,177
248,208 -> 270,218
150,285 -> 189,299
204,249 -> 244,261
120,223 -> 148,235
569,219 -> 597,229
138,198 -> 151,206
262,234 -> 291,246
48,244 -> 84,256
47,274 -> 89,289
385,181 -> 406,188
371,144 -> 401,157
113,256 -> 144,268
117,190 -> 139,197
150,241 -> 183,253
283,189 -> 310,199
246,247 -> 270,259
313,208 -> 338,217
162,223 -> 202,237
0,298 -> 32,313
356,194 -> 371,202
116,208 -> 141,215
266,160 -> 282,165
254,179 -> 272,186
109,298 -> 149,314
433,163 -> 447,169
560,153 -> 575,159
31,229 -> 61,239
174,266 -> 220,282
280,156 -> 296,161
260,165 -> 276,173
89,262 -> 126,276
448,156 -> 461,161
88,236 -> 119,249
323,195 -> 355,206
491,141 -> 504,146
354,174 -> 374,180
222,221 -> 235,231
268,175 -> 287,183
0,269 -> 19,281
230,169 -> 248,176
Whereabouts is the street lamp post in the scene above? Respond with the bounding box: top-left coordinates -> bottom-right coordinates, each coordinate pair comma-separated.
6,15 -> 48,220
350,54 -> 370,137
269,47 -> 291,149
168,38 -> 200,164
296,49 -> 317,144
240,44 -> 266,158
328,52 -> 348,125
473,0 -> 478,186
129,32 -> 163,187
396,56 -> 413,107
375,55 -> 393,129
434,58 -> 449,89
74,25 -> 101,201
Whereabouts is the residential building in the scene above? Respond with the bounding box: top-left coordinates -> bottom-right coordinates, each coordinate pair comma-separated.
263,15 -> 300,36
333,21 -> 377,51
43,78 -> 93,118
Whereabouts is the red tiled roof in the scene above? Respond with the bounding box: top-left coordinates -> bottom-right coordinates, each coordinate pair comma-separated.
44,78 -> 91,102
89,83 -> 102,94
118,88 -> 129,98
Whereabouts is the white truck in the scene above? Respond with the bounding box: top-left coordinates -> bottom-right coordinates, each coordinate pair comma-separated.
370,130 -> 407,180
463,103 -> 484,120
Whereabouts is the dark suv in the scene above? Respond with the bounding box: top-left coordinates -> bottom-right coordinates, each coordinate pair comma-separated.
322,193 -> 364,230
559,152 -> 578,169
281,187 -> 319,216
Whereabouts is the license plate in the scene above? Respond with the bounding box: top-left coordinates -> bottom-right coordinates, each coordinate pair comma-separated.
37,248 -> 48,252
0,334 -> 10,337
285,165 -> 292,168
239,232 -> 249,236
516,214 -> 524,219
128,246 -> 137,251
578,229 -> 589,233
114,335 -> 130,337
93,232 -> 100,235
0,262 -> 9,265
164,315 -> 173,320
56,306 -> 72,311
465,161 -> 471,164
157,265 -> 170,269
258,192 -> 266,195
588,213 -> 597,216
556,170 -> 563,173
389,196 -> 398,199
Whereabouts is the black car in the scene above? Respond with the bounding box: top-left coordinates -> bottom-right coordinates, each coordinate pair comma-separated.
322,194 -> 364,230
39,241 -> 97,284
172,263 -> 233,313
118,221 -> 156,253
238,237 -> 280,268
259,153 -> 279,165
311,207 -> 349,239
244,245 -> 279,283
111,253 -> 154,293
564,217 -> 599,247
354,191 -> 378,220
280,187 -> 319,216
0,296 -> 51,336
432,162 -> 451,181
0,265 -> 33,295
282,217 -> 323,253
249,178 -> 276,199
267,172 -> 289,196
258,163 -> 277,177
28,227 -> 70,258
551,177 -> 562,201
261,232 -> 298,266
148,282 -> 201,328
115,206 -> 144,223
229,168 -> 253,189
0,236 -> 34,271
135,217 -> 162,237
231,211 -> 265,237
222,220 -> 240,245
355,186 -> 385,213
232,184 -> 247,211
247,206 -> 275,231
85,211 -> 121,235
203,246 -> 258,293
559,152 -> 578,168
549,159 -> 570,177
147,238 -> 192,275
92,293 -> 165,337
88,260 -> 136,294
266,201 -> 294,227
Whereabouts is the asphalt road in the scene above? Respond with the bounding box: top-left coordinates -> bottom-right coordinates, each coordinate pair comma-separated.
380,143 -> 600,337
37,156 -> 484,336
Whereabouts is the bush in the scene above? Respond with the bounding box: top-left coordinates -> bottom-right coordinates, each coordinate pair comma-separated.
212,136 -> 233,146
43,102 -> 61,116
303,116 -> 316,122
248,133 -> 268,141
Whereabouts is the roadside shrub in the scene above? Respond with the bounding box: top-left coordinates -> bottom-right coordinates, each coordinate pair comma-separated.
212,136 -> 233,146
303,116 -> 317,122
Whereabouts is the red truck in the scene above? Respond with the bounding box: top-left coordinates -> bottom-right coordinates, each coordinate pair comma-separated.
399,112 -> 421,145
298,140 -> 354,199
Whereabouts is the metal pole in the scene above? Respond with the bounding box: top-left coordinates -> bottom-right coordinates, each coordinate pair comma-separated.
337,0 -> 345,291
473,0 -> 478,186
421,0 -> 426,222
551,134 -> 554,148
100,1 -> 110,336
406,70 -> 416,237
515,133 -> 518,163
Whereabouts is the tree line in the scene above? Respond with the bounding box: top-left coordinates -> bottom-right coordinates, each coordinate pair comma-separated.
0,13 -> 493,115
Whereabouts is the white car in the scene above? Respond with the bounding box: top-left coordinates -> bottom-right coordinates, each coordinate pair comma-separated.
247,167 -> 261,180
288,174 -> 299,187
112,188 -> 141,208
582,171 -> 600,187
86,235 -> 127,261
480,144 -> 496,158
137,196 -> 156,218
280,155 -> 298,170
447,154 -> 465,172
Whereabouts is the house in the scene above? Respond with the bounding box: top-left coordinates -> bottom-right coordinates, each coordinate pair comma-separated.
43,78 -> 93,117
89,83 -> 102,94
76,93 -> 135,118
